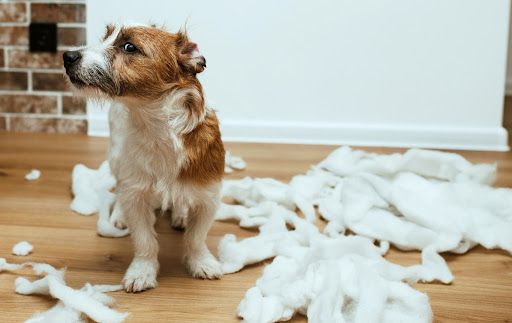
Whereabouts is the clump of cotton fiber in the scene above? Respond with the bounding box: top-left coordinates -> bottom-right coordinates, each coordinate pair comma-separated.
12,241 -> 33,256
0,257 -> 128,323
70,161 -> 128,238
225,151 -> 247,174
25,169 -> 41,181
70,161 -> 115,216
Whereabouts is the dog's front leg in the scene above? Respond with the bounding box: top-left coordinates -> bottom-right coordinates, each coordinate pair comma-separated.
184,198 -> 222,279
119,186 -> 159,292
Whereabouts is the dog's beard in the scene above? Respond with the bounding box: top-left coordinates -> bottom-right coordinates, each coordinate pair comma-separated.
66,64 -> 119,99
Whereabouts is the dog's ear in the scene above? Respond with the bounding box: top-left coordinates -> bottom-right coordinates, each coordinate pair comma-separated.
175,31 -> 206,75
103,24 -> 116,40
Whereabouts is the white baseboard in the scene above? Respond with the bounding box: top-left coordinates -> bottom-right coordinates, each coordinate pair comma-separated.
88,115 -> 509,151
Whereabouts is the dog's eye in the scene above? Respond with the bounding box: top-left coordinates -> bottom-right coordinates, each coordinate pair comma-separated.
122,42 -> 137,53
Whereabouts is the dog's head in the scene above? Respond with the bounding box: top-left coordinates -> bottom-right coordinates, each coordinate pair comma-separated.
63,24 -> 206,100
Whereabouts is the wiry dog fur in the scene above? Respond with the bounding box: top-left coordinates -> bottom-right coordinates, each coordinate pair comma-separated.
63,24 -> 225,292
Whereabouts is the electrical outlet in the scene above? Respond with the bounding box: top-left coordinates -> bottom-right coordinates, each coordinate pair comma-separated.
29,23 -> 57,53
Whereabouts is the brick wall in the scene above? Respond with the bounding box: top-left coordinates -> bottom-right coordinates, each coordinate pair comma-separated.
0,0 -> 87,134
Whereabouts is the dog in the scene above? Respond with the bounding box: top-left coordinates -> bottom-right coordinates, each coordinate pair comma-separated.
63,23 -> 225,292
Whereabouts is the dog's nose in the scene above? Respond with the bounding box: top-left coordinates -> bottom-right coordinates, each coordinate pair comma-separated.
63,50 -> 81,66
199,56 -> 206,68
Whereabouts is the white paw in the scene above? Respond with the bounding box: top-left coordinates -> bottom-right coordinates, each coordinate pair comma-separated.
110,201 -> 127,229
186,252 -> 222,279
122,258 -> 158,293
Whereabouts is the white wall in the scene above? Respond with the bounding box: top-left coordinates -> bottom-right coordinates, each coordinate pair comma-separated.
87,0 -> 510,151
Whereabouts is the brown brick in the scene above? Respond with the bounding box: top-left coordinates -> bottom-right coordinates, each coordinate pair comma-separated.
0,71 -> 27,90
58,28 -> 86,47
62,96 -> 86,115
0,26 -> 28,46
0,3 -> 26,23
0,95 -> 58,114
10,116 -> 87,134
0,116 -> 6,131
0,49 -> 4,68
33,72 -> 70,92
7,49 -> 64,69
31,3 -> 86,23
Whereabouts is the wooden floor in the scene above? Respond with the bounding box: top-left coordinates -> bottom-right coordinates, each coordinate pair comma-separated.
0,132 -> 511,323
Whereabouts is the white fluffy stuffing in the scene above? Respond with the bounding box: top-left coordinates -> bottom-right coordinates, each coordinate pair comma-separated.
25,169 -> 41,181
70,161 -> 129,237
0,257 -> 127,323
12,241 -> 33,256
215,147 -> 511,322
225,151 -> 247,174
70,161 -> 115,216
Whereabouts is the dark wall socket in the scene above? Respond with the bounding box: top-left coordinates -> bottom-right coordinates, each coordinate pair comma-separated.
29,23 -> 57,53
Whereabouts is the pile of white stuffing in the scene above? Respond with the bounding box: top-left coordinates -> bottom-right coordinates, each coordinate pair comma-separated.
9,147 -> 509,323
215,147 -> 512,322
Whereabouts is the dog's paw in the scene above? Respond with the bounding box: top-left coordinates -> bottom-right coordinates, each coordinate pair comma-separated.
170,213 -> 186,231
170,207 -> 187,231
110,201 -> 127,230
113,219 -> 127,230
123,258 -> 158,293
186,252 -> 222,279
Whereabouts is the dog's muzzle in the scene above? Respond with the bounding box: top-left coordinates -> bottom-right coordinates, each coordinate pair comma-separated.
63,50 -> 82,69
63,50 -> 86,86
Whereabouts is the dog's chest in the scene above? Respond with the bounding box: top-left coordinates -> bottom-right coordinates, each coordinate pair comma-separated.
110,103 -> 185,179
130,128 -> 183,177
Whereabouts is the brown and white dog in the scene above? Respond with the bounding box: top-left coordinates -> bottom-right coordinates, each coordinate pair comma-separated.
63,24 -> 225,292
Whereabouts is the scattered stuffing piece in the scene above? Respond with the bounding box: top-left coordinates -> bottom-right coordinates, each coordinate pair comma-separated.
70,161 -> 129,238
70,161 -> 115,216
0,257 -> 128,323
25,169 -> 41,181
225,151 -> 247,174
12,241 -> 33,256
222,177 -> 296,210
0,258 -> 25,272
96,190 -> 129,238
